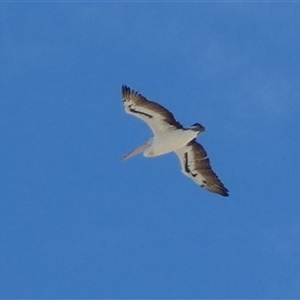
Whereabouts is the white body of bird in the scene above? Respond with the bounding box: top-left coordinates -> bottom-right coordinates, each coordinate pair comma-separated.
144,129 -> 199,157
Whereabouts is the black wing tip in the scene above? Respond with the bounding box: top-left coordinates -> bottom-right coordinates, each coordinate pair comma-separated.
122,85 -> 130,95
122,85 -> 134,102
215,182 -> 229,197
220,189 -> 229,197
207,185 -> 229,197
122,85 -> 141,99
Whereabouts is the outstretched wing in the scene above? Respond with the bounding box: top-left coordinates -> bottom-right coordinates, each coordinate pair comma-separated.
121,85 -> 183,135
175,140 -> 229,197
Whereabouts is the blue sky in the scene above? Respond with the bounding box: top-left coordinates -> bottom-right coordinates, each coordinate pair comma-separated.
1,2 -> 300,299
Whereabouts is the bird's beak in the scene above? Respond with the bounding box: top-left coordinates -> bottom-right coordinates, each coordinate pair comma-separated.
120,141 -> 150,161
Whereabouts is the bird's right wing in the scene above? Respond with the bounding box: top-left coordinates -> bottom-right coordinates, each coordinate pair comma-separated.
121,85 -> 183,135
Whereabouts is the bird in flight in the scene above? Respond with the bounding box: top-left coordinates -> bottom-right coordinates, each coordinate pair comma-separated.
121,85 -> 229,197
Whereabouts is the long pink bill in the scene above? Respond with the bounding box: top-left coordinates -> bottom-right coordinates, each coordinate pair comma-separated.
120,141 -> 150,161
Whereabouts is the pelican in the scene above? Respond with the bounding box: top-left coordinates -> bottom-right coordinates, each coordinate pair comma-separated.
121,85 -> 229,197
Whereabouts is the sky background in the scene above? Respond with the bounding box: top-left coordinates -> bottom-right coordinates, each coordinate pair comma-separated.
1,2 -> 300,299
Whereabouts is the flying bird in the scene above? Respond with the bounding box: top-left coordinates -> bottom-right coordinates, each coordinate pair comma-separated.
121,85 -> 229,197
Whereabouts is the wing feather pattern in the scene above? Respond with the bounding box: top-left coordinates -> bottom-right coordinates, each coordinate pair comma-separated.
175,140 -> 229,196
122,85 -> 183,135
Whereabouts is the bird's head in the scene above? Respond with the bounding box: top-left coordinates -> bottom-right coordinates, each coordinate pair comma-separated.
190,123 -> 206,133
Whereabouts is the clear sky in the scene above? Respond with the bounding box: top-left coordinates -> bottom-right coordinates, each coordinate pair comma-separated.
1,2 -> 300,299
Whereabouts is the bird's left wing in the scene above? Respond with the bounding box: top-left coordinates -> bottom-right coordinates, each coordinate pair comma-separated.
175,140 -> 229,197
122,85 -> 183,135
